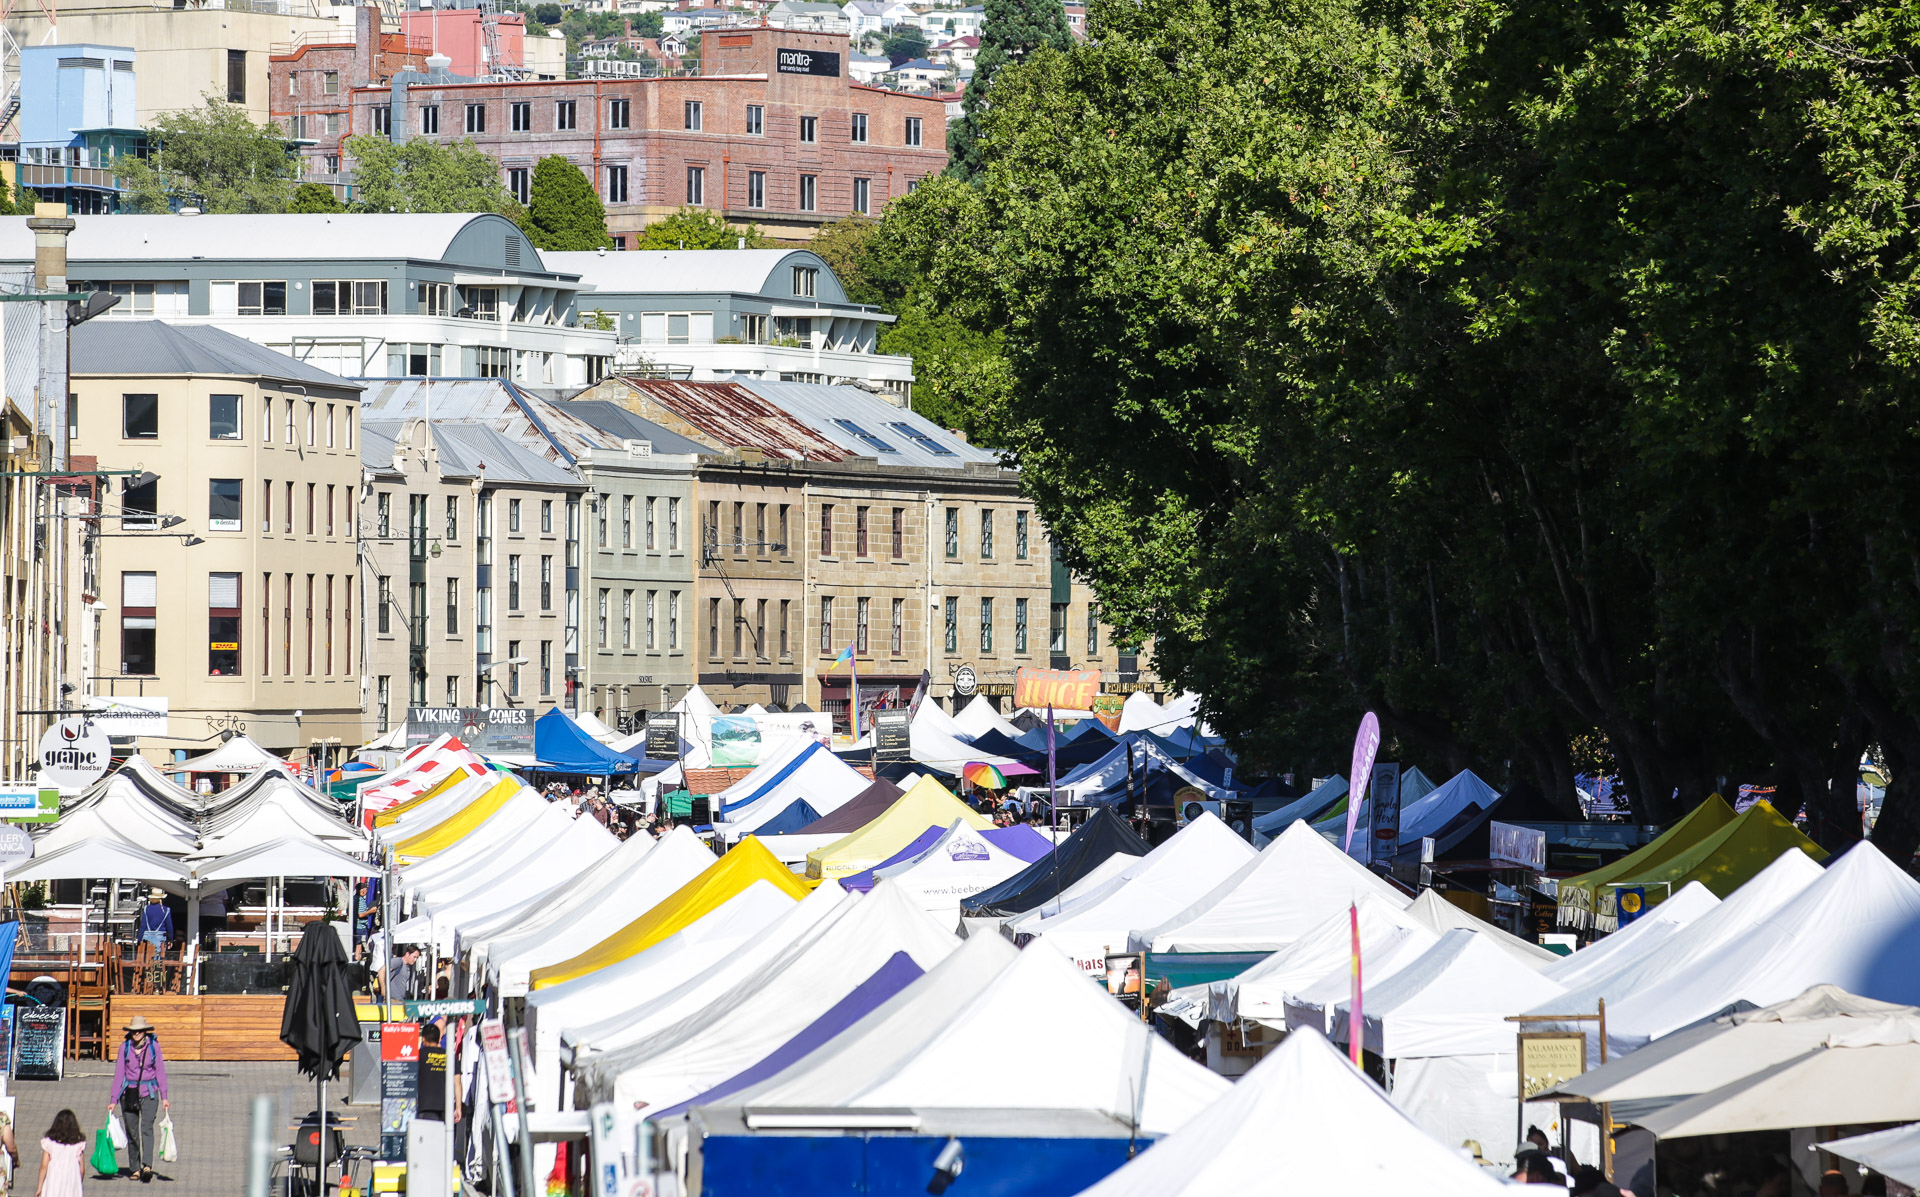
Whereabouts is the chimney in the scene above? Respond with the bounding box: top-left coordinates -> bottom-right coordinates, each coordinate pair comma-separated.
26,201 -> 75,292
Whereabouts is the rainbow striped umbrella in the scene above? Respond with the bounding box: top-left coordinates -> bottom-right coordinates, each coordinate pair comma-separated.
963,762 -> 1009,789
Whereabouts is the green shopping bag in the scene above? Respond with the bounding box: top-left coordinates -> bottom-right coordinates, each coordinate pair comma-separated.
90,1126 -> 119,1176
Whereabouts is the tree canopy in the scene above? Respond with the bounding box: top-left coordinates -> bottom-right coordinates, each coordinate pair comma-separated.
115,97 -> 298,213
630,206 -> 766,250
945,0 -> 1071,180
342,135 -> 522,218
289,182 -> 344,213
525,155 -> 611,250
890,0 -> 1920,851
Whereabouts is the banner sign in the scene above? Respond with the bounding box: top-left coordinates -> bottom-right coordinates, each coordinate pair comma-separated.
403,999 -> 485,1019
1090,693 -> 1125,732
480,1018 -> 518,1109
1370,762 -> 1402,864
13,1005 -> 64,1080
1342,712 -> 1381,854
1614,886 -> 1648,926
1012,667 -> 1101,711
1490,822 -> 1547,871
84,696 -> 169,738
404,707 -> 533,755
1518,1031 -> 1588,1100
0,785 -> 58,824
379,1021 -> 421,1159
709,716 -> 762,767
776,47 -> 840,76
644,713 -> 681,760
871,710 -> 911,763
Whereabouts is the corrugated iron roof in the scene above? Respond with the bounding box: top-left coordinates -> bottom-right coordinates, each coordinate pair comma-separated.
357,378 -> 619,466
362,419 -> 583,487
606,378 -> 848,462
741,380 -> 1001,470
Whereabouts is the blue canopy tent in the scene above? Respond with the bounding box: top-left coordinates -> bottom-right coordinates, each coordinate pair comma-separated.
529,708 -> 664,774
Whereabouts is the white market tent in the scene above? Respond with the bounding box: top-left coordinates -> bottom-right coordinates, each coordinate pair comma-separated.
842,704 -> 1017,776
116,755 -> 205,807
951,695 -> 1022,741
400,798 -> 581,907
1019,736 -> 1231,808
361,723 -> 408,752
1590,842 -> 1916,1052
165,734 -> 285,773
703,928 -> 1231,1136
868,819 -> 1034,923
360,737 -> 489,821
194,836 -> 379,886
195,793 -> 366,857
1073,1028 -> 1508,1197
1821,1125 -> 1920,1190
1116,691 -> 1166,735
393,784 -> 550,881
909,697 -> 975,745
1252,775 -> 1346,841
10,837 -> 194,891
394,815 -> 620,954
1282,916 -> 1451,1035
578,883 -> 959,1111
482,829 -> 718,995
1023,812 -> 1258,973
715,742 -> 873,842
571,710 -> 622,744
36,802 -> 197,857
62,773 -> 199,842
1330,929 -> 1567,1167
1314,768 -> 1500,856
1638,1036 -> 1920,1139
1129,818 -> 1410,953
1405,889 -> 1560,968
1543,881 -> 1721,989
1525,848 -> 1827,1054
374,769 -> 499,844
522,880 -> 813,1109
707,736 -> 815,809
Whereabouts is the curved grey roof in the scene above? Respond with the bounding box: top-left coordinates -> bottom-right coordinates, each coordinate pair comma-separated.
71,320 -> 360,390
0,212 -> 550,269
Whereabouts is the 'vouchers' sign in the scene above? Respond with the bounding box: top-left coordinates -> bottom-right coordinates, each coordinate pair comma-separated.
1012,667 -> 1101,711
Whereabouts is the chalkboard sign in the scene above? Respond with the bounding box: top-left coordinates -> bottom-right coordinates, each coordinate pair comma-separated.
13,1005 -> 64,1080
872,710 -> 912,763
645,714 -> 681,760
378,1023 -> 420,1161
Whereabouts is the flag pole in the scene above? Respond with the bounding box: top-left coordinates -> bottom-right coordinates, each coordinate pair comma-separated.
1349,902 -> 1364,1068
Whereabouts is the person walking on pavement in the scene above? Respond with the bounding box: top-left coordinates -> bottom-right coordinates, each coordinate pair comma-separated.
387,944 -> 423,1001
107,1017 -> 169,1183
34,1110 -> 84,1197
135,891 -> 172,951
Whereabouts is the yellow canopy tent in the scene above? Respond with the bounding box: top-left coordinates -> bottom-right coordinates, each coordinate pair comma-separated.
529,836 -> 809,989
391,776 -> 522,861
373,765 -> 478,829
805,775 -> 993,880
1608,801 -> 1827,908
1557,793 -> 1736,932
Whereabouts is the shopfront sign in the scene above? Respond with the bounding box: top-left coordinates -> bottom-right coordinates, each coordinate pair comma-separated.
1517,1032 -> 1587,1100
952,665 -> 978,697
0,784 -> 58,824
404,706 -> 534,755
776,47 -> 840,76
871,710 -> 911,763
85,696 -> 169,738
645,713 -> 682,760
1012,667 -> 1101,711
37,717 -> 110,794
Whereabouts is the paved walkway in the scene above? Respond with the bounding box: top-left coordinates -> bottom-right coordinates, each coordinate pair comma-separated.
7,1060 -> 377,1195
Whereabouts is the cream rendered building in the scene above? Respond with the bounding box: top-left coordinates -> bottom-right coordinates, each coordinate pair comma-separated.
68,320 -> 364,764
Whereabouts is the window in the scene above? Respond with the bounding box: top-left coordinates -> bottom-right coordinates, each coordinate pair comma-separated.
1016,511 -> 1030,559
622,590 -> 633,648
608,98 -> 630,128
377,676 -> 391,731
237,281 -> 287,316
261,396 -> 272,442
668,497 -> 681,550
465,103 -> 485,133
304,574 -> 315,675
850,112 -> 868,143
756,504 -> 767,555
852,177 -> 870,214
227,49 -> 246,104
1087,603 -> 1100,656
421,104 -> 439,134
1015,597 -> 1029,654
284,399 -> 295,443
475,346 -> 509,378
778,504 -> 790,552
541,555 -> 552,609
540,640 -> 552,694
599,589 -> 610,647
446,578 -> 460,635
732,501 -> 744,552
284,573 -> 293,674
646,590 -> 658,649
733,598 -> 744,658
509,498 -> 521,532
541,500 -> 553,533
326,405 -> 336,447
856,506 -> 869,556
669,590 -> 680,649
779,599 -> 791,657
447,676 -> 459,706
1051,602 -> 1069,653
556,99 -> 576,130
981,509 -> 995,558
819,504 -> 834,556
511,100 -> 531,131
799,174 -> 817,212
123,393 -> 158,439
121,571 -> 157,674
891,508 -> 904,558
708,598 -> 721,659
684,99 -> 702,130
944,507 -> 959,557
820,596 -> 834,653
755,598 -> 768,658
792,266 -> 818,298
508,554 -> 521,609
800,115 -> 816,142
745,104 -> 763,135
312,280 -> 387,315
646,496 -> 657,549
209,393 -> 241,439
607,164 -> 628,203
306,401 -> 316,445
508,640 -> 521,696
905,116 -> 923,147
685,166 -> 704,205
421,282 -> 451,316
944,596 -> 958,653
621,495 -> 633,548
376,492 -> 391,538
122,477 -> 157,530
856,596 -> 870,653
208,478 -> 242,531
597,494 -> 609,547
508,168 -> 530,205
285,480 -> 294,533
831,418 -> 894,453
891,598 -> 904,654
98,281 -> 186,317
372,105 -> 392,136
980,597 -> 994,653
262,479 -> 272,533
747,171 -> 766,209
446,495 -> 459,541
305,482 -> 315,534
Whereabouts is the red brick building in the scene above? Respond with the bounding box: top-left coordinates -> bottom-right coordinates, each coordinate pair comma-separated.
269,20 -> 949,244
271,9 -> 431,181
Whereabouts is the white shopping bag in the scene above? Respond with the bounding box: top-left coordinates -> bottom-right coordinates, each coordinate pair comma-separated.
106,1110 -> 128,1150
156,1112 -> 178,1164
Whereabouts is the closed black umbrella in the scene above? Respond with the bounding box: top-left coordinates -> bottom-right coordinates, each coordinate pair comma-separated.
280,922 -> 363,1187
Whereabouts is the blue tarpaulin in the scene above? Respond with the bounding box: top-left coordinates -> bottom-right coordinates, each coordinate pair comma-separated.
529,708 -> 661,774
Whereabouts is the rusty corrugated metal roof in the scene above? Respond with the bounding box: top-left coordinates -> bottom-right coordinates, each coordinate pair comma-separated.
612,378 -> 848,462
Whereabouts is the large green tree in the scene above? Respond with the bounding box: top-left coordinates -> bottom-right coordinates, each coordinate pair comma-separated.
631,207 -> 766,250
115,97 -> 297,213
525,155 -> 611,250
290,181 -> 344,213
944,0 -> 1071,181
343,135 -> 522,217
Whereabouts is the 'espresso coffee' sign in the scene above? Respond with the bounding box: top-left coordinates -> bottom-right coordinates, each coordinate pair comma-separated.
777,48 -> 840,77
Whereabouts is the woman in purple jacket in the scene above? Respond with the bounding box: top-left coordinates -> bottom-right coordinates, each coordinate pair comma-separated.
107,1015 -> 169,1183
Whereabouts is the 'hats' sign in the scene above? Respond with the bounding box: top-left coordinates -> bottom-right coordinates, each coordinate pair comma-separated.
37,717 -> 110,794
